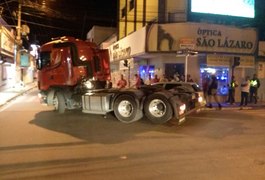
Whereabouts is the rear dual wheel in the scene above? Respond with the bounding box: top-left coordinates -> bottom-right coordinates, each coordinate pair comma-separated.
114,94 -> 142,123
144,94 -> 173,124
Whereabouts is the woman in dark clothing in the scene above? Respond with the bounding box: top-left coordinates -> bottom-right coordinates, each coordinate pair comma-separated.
207,75 -> 222,109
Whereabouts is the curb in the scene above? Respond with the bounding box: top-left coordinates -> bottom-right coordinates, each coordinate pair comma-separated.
0,85 -> 37,108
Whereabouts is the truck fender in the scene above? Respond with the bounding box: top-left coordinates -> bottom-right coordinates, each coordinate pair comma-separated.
169,96 -> 180,119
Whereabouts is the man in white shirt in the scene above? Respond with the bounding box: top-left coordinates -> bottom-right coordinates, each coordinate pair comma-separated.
240,76 -> 250,108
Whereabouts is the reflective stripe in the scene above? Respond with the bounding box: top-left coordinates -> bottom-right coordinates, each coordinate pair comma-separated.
250,80 -> 258,87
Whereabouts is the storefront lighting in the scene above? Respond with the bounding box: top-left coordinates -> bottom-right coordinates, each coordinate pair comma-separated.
204,68 -> 216,74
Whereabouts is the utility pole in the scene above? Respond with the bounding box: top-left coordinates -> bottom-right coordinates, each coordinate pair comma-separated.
15,0 -> 22,84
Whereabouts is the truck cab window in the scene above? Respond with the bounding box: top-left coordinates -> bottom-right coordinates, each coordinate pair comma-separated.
39,51 -> 51,69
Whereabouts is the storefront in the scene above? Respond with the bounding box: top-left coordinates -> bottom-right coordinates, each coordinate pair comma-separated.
0,25 -> 15,86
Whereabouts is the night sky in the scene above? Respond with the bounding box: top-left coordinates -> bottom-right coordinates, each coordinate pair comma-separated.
1,0 -> 117,45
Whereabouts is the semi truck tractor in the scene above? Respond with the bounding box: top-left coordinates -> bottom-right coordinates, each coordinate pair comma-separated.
37,36 -> 186,124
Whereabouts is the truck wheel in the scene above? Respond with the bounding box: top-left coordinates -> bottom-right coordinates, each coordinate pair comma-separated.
144,94 -> 173,124
54,92 -> 66,113
114,94 -> 141,123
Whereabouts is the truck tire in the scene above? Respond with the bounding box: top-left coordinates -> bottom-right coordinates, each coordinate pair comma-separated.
114,94 -> 141,123
144,93 -> 173,124
54,91 -> 66,114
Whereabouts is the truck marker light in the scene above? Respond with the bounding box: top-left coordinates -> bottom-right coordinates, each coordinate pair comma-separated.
198,96 -> 203,103
179,104 -> 186,115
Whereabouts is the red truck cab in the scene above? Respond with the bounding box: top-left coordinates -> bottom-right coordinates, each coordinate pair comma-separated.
37,36 -> 110,91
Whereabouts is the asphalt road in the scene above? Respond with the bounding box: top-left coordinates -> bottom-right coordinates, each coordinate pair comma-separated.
0,89 -> 265,180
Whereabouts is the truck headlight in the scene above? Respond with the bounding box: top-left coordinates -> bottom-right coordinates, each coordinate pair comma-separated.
84,80 -> 94,89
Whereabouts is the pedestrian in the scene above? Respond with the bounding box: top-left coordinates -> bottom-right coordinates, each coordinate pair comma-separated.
151,74 -> 160,83
187,74 -> 194,82
131,74 -> 141,89
202,76 -> 210,100
240,76 -> 250,108
145,74 -> 152,85
249,74 -> 260,104
117,74 -> 127,89
179,74 -> 185,82
160,74 -> 168,82
206,74 -> 222,109
226,75 -> 238,104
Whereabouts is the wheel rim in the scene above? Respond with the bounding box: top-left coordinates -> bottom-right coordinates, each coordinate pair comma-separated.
148,99 -> 166,118
118,100 -> 133,117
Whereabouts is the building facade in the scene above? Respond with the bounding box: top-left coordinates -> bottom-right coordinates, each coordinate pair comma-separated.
106,0 -> 263,102
0,21 -> 15,87
0,18 -> 35,87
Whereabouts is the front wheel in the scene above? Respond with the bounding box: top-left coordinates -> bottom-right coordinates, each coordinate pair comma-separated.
54,91 -> 66,113
144,93 -> 173,124
113,94 -> 142,123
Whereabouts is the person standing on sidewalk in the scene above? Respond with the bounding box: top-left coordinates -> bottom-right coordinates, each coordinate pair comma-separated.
249,74 -> 260,104
206,74 -> 222,109
240,76 -> 250,109
227,75 -> 238,104
117,74 -> 127,89
131,74 -> 141,89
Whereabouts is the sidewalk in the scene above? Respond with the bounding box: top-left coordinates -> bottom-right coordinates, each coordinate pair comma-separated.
0,81 -> 37,107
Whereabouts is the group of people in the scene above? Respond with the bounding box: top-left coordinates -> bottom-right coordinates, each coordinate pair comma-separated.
238,74 -> 260,108
117,73 -> 194,89
117,74 -> 161,89
203,73 -> 260,109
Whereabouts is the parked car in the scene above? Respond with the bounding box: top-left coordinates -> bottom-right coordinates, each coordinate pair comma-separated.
151,82 -> 206,113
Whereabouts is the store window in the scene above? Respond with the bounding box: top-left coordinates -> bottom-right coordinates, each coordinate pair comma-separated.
139,65 -> 155,80
200,66 -> 229,95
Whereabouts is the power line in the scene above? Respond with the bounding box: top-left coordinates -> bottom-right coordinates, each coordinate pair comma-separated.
2,14 -> 77,32
0,0 -> 16,6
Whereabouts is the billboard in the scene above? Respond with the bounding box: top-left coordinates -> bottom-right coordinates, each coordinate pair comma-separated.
190,0 -> 255,18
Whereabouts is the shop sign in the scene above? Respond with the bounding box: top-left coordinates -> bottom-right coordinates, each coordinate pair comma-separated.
207,55 -> 231,66
20,52 -> 29,67
179,38 -> 195,49
108,27 -> 146,61
206,55 -> 254,68
111,43 -> 131,61
147,23 -> 257,54
0,28 -> 15,58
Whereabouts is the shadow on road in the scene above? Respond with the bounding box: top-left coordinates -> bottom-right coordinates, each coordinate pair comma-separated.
29,109 -> 254,145
29,110 -> 186,144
